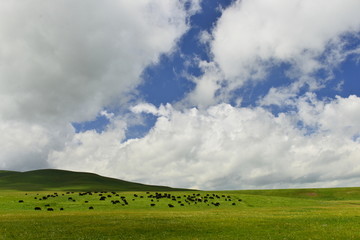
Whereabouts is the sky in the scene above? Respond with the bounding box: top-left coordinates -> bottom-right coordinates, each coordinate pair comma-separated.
1,0 -> 360,190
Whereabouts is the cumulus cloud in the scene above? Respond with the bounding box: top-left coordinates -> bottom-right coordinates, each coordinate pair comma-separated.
0,0 -> 197,170
189,0 -> 360,106
0,121 -> 73,170
0,0 -> 194,124
50,96 -> 360,189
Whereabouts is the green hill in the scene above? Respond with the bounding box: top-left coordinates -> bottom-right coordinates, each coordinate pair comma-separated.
0,169 -> 189,192
0,170 -> 18,178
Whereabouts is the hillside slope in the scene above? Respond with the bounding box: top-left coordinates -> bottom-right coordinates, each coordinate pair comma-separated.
0,169 -> 189,192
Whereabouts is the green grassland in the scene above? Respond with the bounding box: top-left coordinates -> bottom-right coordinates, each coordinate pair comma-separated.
1,170 -> 360,239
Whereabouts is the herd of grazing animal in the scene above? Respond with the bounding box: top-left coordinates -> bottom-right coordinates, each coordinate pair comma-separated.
16,191 -> 242,211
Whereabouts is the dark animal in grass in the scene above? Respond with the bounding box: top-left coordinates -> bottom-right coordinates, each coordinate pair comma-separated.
60,208 -> 64,210
18,200 -> 24,203
150,204 -> 156,207
89,206 -> 94,210
84,201 -> 89,203
47,208 -> 54,211
99,196 -> 106,200
232,203 -> 236,206
34,207 -> 41,211
168,204 -> 174,208
45,204 -> 50,207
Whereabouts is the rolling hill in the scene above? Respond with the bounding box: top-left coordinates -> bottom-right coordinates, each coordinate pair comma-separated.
0,169 -> 190,192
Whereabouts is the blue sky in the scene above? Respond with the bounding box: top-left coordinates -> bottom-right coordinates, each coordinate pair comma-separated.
1,0 -> 360,190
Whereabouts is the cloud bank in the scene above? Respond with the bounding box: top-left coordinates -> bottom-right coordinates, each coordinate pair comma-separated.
51,96 -> 360,189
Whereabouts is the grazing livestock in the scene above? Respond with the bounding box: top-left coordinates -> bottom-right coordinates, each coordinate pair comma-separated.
89,206 -> 94,210
18,200 -> 24,203
168,204 -> 174,208
47,208 -> 54,211
34,207 -> 41,211
150,204 -> 156,207
60,208 -> 64,210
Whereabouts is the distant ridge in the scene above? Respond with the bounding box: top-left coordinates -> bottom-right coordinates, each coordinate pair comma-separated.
0,169 -> 190,192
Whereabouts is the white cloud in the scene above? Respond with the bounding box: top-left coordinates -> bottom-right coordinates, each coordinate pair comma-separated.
189,0 -> 360,106
50,96 -> 360,190
0,0 -> 197,170
0,121 -> 73,171
0,0 -> 196,125
297,94 -> 360,138
185,61 -> 225,108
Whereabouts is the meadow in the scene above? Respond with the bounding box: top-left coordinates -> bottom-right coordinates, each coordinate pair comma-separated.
1,170 -> 360,239
1,188 -> 360,239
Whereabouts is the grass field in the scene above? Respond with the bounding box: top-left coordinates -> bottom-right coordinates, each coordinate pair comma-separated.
1,170 -> 360,239
1,188 -> 360,239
